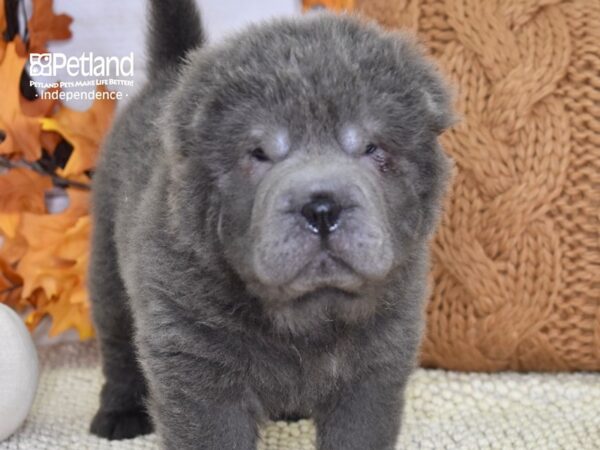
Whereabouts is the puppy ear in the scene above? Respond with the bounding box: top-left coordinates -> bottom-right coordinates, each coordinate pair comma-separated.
419,79 -> 456,135
386,28 -> 457,134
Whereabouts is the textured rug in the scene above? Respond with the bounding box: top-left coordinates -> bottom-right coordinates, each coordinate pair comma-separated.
1,342 -> 599,449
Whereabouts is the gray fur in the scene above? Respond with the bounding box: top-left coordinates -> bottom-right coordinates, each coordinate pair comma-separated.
89,2 -> 454,449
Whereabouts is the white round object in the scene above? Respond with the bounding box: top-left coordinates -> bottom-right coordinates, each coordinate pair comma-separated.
0,304 -> 39,441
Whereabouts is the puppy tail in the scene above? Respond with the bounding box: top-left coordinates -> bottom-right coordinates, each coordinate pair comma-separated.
146,0 -> 204,76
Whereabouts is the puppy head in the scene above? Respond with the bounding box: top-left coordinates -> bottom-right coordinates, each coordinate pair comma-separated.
162,13 -> 453,330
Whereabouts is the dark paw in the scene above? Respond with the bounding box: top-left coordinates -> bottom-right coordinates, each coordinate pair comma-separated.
90,408 -> 154,440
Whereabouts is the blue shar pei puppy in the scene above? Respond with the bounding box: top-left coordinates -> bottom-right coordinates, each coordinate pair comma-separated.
89,1 -> 454,449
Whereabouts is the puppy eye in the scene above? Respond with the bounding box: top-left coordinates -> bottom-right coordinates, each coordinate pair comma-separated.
365,143 -> 378,155
250,147 -> 270,162
362,143 -> 392,173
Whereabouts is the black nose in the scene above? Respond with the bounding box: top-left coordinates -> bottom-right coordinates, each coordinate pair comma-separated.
301,195 -> 341,237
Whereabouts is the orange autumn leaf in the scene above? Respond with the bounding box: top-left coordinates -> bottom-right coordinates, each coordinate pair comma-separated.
20,85 -> 59,118
0,41 -> 44,159
25,283 -> 93,339
16,189 -> 93,338
0,0 -> 6,63
41,86 -> 117,176
0,255 -> 22,307
0,257 -> 21,287
15,0 -> 72,56
54,214 -> 90,261
43,234 -> 91,339
45,286 -> 93,339
303,0 -> 355,11
17,221 -> 73,300
0,231 -> 27,265
40,130 -> 62,154
0,168 -> 52,238
0,282 -> 22,308
0,2 -> 99,340
22,288 -> 50,328
17,189 -> 88,261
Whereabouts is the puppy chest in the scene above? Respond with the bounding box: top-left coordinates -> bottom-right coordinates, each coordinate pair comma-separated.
250,349 -> 350,417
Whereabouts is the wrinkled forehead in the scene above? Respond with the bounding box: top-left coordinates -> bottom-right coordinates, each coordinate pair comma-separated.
179,17 -> 441,150
199,56 -> 422,140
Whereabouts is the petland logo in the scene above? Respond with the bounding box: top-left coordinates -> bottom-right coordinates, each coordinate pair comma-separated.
29,52 -> 134,77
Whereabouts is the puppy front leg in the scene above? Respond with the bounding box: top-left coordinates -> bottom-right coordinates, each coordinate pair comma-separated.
315,375 -> 408,450
139,347 -> 259,450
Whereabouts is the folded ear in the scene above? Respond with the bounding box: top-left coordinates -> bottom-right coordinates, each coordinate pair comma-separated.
388,29 -> 457,134
419,74 -> 457,134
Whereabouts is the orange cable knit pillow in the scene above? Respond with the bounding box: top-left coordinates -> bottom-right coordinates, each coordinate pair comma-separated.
353,0 -> 600,371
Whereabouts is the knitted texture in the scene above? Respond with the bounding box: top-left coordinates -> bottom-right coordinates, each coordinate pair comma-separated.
354,0 -> 600,371
3,342 -> 600,449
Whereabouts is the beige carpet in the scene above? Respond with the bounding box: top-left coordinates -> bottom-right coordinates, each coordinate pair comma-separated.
1,342 -> 599,449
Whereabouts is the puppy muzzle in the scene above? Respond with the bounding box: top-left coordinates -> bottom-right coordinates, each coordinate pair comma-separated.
250,156 -> 394,294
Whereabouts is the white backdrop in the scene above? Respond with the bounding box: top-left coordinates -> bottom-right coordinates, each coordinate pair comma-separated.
36,0 -> 300,109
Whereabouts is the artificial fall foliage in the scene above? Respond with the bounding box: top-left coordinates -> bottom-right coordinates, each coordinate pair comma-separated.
302,0 -> 355,11
0,0 -> 116,339
14,0 -> 73,56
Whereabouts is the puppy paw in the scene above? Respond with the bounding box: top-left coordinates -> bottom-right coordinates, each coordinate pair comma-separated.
90,408 -> 154,440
